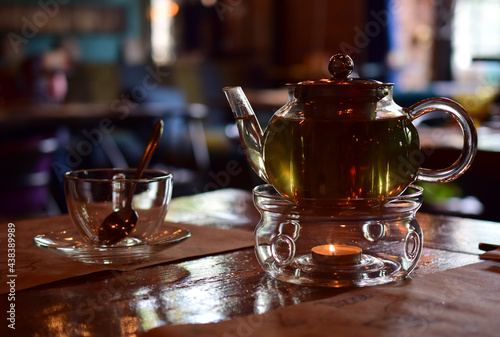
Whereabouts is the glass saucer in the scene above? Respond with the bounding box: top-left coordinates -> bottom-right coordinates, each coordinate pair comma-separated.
33,223 -> 191,265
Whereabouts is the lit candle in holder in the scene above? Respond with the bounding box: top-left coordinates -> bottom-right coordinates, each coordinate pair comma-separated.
311,244 -> 362,265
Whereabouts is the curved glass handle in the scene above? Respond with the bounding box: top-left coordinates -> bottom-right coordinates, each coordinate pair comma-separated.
408,97 -> 478,183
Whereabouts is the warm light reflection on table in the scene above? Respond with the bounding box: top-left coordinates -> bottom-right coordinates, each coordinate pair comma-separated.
10,188 -> 500,336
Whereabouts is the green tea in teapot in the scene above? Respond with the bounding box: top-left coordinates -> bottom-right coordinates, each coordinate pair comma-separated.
262,115 -> 420,205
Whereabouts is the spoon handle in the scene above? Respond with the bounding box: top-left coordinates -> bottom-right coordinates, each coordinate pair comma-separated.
134,120 -> 164,179
126,120 -> 164,206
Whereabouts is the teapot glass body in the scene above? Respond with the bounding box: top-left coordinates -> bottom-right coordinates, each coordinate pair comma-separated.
261,86 -> 420,206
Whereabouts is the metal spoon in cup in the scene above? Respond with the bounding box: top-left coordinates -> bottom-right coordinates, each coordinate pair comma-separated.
98,120 -> 164,245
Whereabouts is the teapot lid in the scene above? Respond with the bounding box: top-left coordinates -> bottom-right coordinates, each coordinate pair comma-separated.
291,54 -> 390,101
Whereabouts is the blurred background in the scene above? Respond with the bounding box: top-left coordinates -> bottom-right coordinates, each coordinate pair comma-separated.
0,0 -> 499,221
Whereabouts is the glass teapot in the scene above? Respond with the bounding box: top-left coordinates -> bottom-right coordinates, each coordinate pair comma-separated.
223,54 -> 477,207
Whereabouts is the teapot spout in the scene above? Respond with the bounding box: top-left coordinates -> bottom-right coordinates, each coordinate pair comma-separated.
223,86 -> 269,183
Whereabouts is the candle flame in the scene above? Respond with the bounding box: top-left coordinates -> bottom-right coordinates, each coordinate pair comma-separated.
329,244 -> 336,254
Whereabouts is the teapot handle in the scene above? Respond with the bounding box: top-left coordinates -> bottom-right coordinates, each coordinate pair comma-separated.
408,97 -> 478,183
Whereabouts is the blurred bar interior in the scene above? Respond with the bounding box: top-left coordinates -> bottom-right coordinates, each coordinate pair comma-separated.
0,0 -> 499,221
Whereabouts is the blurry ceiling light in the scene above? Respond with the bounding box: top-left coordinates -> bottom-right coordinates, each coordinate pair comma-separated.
150,0 -> 179,20
151,0 -> 177,65
170,1 -> 180,16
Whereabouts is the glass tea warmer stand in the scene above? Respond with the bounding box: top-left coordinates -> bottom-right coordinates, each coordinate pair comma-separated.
224,54 -> 477,287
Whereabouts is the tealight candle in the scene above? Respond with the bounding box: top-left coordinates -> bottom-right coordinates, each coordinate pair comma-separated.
311,244 -> 362,265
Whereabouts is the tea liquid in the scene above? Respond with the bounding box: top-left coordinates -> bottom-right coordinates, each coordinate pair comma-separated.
262,116 -> 420,204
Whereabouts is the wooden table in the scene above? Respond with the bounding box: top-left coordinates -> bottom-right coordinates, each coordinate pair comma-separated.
4,188 -> 500,336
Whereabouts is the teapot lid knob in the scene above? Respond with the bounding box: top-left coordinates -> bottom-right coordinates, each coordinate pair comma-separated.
328,54 -> 354,80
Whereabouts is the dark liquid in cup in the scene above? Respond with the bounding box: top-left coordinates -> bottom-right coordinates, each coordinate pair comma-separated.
262,115 -> 420,205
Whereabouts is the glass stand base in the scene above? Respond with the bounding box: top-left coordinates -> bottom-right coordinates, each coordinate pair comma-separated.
253,184 -> 424,287
262,254 -> 404,287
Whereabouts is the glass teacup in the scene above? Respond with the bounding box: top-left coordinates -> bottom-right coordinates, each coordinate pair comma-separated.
64,168 -> 173,247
